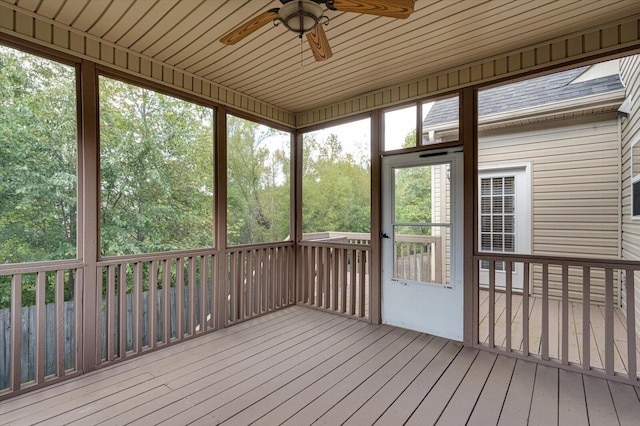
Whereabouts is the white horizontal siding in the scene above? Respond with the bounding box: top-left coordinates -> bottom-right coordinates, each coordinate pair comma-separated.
479,114 -> 621,302
620,55 -> 640,337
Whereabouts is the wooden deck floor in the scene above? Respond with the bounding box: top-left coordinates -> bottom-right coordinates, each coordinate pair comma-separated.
1,306 -> 640,425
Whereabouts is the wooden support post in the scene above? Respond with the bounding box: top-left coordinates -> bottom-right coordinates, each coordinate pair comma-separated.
80,60 -> 99,373
370,109 -> 382,324
215,107 -> 227,329
462,87 -> 477,346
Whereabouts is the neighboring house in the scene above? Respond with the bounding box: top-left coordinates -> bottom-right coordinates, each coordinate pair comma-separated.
424,59 -> 634,304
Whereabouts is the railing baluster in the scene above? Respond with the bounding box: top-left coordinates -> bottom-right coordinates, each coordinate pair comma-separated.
118,264 -> 127,358
626,269 -> 637,381
10,275 -> 22,391
256,249 -> 263,315
228,252 -> 236,322
489,260 -> 495,348
324,247 -> 331,310
35,271 -> 46,383
200,255 -> 207,329
162,259 -> 171,343
133,262 -> 143,352
350,249 -> 356,315
542,263 -> 549,360
359,250 -> 366,318
562,264 -> 569,365
523,262 -> 530,356
188,256 -> 196,336
107,265 -> 116,361
583,266 -> 591,371
149,260 -> 158,348
341,249 -> 347,313
605,267 -> 614,375
210,254 -> 217,329
332,248 -> 338,311
175,258 -> 184,339
55,270 -> 65,377
505,261 -> 512,352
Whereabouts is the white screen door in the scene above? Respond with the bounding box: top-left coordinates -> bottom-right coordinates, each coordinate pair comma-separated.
382,150 -> 464,340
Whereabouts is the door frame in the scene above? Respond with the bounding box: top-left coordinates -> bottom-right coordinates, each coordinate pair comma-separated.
381,149 -> 464,340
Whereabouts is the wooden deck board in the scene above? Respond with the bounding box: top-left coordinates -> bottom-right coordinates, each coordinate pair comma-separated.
584,374 -> 619,424
2,306 -> 640,426
529,364 -> 559,425
467,355 -> 516,425
558,369 -> 589,425
497,359 -> 537,425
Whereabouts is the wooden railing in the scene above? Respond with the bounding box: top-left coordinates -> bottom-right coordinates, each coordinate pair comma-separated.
96,249 -> 219,367
0,260 -> 83,397
226,242 -> 295,325
394,235 -> 442,283
298,239 -> 370,320
474,253 -> 640,384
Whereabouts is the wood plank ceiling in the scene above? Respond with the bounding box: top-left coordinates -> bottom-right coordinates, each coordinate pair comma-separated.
5,0 -> 640,114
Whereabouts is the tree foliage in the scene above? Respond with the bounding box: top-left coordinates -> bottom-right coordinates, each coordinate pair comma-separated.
393,129 -> 433,234
99,77 -> 214,256
302,133 -> 371,234
227,116 -> 290,246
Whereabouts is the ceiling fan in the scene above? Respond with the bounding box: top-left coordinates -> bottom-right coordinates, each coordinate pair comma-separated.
219,0 -> 415,62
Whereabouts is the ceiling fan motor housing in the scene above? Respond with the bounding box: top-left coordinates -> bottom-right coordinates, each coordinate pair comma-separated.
276,0 -> 326,37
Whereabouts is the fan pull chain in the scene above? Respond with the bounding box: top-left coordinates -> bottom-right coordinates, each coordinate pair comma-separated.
300,36 -> 304,69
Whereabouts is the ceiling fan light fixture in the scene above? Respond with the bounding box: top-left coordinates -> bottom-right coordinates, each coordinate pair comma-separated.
276,0 -> 325,37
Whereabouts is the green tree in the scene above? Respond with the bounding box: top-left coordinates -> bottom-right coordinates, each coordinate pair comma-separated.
393,129 -> 432,234
302,133 -> 371,234
99,77 -> 215,256
226,115 -> 291,246
0,46 -> 78,307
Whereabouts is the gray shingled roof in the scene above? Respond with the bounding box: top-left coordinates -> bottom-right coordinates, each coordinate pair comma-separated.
422,66 -> 624,127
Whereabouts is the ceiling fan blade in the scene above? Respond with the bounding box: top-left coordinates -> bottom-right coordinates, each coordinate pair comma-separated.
219,9 -> 279,45
307,24 -> 333,62
329,0 -> 414,19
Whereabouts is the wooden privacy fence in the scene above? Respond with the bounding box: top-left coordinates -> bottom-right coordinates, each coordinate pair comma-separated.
0,301 -> 76,390
0,261 -> 82,397
475,253 -> 640,384
298,240 -> 370,320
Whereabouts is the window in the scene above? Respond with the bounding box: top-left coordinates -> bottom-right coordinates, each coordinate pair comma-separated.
383,95 -> 459,151
99,76 -> 214,256
384,106 -> 416,151
480,176 -> 515,271
0,46 -> 78,264
226,115 -> 291,246
632,135 -> 640,218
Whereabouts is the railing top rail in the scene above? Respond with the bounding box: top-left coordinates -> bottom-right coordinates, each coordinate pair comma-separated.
299,240 -> 372,250
474,252 -> 640,269
226,241 -> 295,253
98,247 -> 220,266
0,259 -> 85,276
302,232 -> 371,241
394,235 -> 441,243
302,231 -> 440,244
